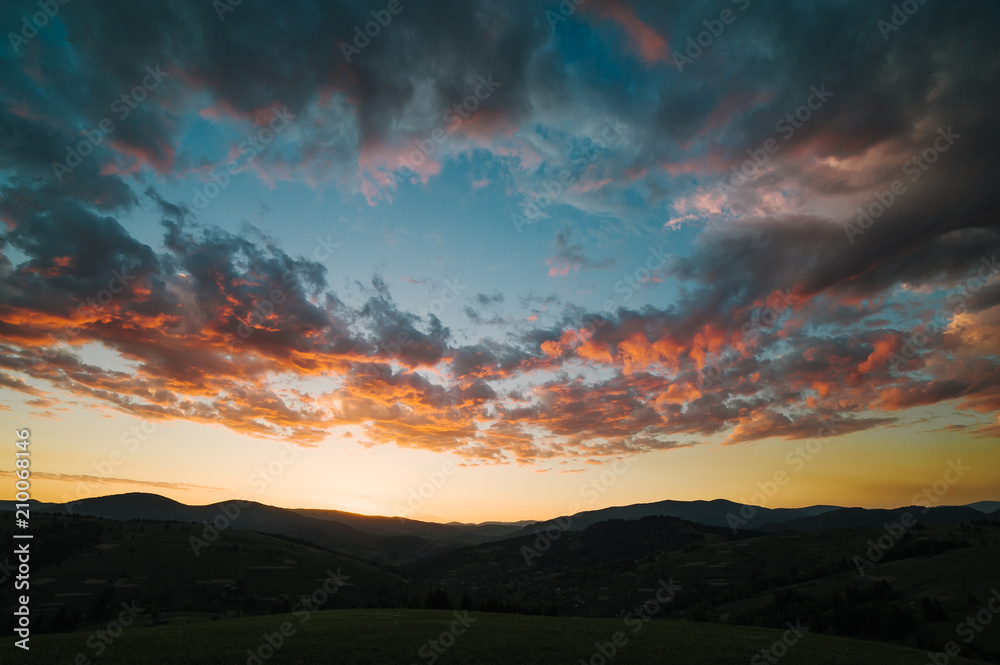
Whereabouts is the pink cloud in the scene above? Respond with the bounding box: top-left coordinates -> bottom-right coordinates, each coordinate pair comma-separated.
588,0 -> 669,64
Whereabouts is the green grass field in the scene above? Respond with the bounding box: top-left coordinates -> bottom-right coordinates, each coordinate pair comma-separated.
1,608 -> 982,665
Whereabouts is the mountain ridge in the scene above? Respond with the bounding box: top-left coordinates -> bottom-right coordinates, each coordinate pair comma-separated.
6,492 -> 996,565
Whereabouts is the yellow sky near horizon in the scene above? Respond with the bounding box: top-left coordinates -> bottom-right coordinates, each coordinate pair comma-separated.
2,403 -> 998,523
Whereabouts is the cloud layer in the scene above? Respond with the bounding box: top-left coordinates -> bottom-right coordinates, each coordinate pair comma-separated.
1,0 -> 998,463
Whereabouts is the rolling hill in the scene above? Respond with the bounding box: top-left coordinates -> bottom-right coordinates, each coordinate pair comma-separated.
754,505 -> 989,532
3,502 -> 997,662
504,498 -> 840,535
22,494 -> 462,565
9,493 -> 998,567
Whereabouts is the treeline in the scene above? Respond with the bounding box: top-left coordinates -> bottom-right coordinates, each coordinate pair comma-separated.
734,580 -> 917,639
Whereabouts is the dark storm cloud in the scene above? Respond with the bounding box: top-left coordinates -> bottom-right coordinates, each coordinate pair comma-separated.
0,198 -> 160,317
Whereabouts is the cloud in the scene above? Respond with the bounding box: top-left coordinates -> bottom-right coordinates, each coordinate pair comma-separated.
0,468 -> 220,492
546,229 -> 614,277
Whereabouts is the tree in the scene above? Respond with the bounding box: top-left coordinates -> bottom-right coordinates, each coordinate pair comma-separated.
425,588 -> 451,610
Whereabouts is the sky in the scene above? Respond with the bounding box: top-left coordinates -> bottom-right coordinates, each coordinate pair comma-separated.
0,0 -> 998,523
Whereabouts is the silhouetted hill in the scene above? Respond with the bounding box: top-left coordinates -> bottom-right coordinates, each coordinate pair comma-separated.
755,505 -> 986,532
0,511 -> 415,634
7,494 -> 996,566
967,500 -> 1000,513
505,498 -> 840,536
292,507 -> 528,543
17,493 -> 535,564
404,514 -> 745,617
21,493 -> 439,564
52,492 -> 189,519
4,499 -> 998,660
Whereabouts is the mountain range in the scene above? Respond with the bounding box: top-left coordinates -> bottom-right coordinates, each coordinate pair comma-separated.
7,493 -> 996,565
